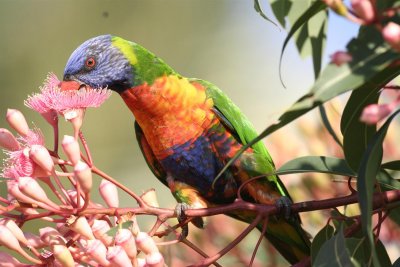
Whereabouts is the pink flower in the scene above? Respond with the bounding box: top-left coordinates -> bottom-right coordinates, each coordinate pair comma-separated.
382,22 -> 400,52
351,0 -> 375,24
330,51 -> 353,66
360,103 -> 395,124
26,73 -> 112,116
1,129 -> 46,179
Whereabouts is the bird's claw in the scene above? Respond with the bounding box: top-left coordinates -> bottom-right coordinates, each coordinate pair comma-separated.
275,196 -> 292,220
175,203 -> 190,239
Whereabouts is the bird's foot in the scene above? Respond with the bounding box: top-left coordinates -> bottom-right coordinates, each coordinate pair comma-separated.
275,196 -> 293,220
175,203 -> 205,239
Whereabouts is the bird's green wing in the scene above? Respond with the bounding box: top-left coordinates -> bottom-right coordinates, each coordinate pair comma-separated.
190,79 -> 282,185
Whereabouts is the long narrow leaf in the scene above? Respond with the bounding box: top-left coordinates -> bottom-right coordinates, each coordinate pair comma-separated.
276,156 -> 355,176
357,109 -> 400,267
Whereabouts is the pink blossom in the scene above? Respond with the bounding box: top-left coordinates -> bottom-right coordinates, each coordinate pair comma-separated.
382,22 -> 400,52
99,179 -> 119,208
74,161 -> 92,194
351,0 -> 375,23
66,216 -> 95,240
115,229 -> 137,260
360,103 -> 394,124
62,135 -> 81,165
25,73 -> 112,115
6,109 -> 30,136
330,51 -> 353,66
0,128 -> 20,151
135,232 -> 159,254
146,252 -> 165,267
1,130 -> 47,179
106,246 -> 133,267
85,239 -> 110,266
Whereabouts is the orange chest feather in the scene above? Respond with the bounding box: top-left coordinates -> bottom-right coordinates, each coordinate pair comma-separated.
121,75 -> 215,158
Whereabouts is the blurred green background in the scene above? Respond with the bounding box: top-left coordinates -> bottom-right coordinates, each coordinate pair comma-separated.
0,0 -> 359,264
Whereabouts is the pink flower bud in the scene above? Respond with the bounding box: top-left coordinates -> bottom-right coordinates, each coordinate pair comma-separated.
6,109 -> 29,136
24,232 -> 46,249
0,128 -> 20,151
135,232 -> 158,254
62,135 -> 80,165
145,252 -> 164,267
383,22 -> 400,51
74,161 -> 92,194
66,216 -> 95,240
0,251 -> 26,267
137,258 -> 147,267
17,177 -> 52,207
85,239 -> 110,266
7,180 -> 37,205
29,145 -> 54,174
140,189 -> 159,208
52,244 -> 74,267
0,218 -> 29,246
0,225 -> 23,252
39,227 -> 62,245
115,229 -> 137,260
360,103 -> 393,124
351,0 -> 375,23
107,246 -> 133,267
92,220 -> 113,246
99,179 -> 119,208
330,51 -> 353,66
67,190 -> 84,208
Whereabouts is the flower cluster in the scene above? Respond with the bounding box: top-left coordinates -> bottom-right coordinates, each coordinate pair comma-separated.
25,73 -> 112,138
0,75 -> 165,266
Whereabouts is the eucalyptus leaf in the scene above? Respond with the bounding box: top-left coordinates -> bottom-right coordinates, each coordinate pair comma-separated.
276,156 -> 355,176
311,224 -> 335,263
357,110 -> 400,267
313,228 -> 353,267
340,86 -> 380,172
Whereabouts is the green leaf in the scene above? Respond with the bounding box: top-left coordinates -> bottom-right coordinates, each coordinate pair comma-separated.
319,105 -> 342,147
311,224 -> 335,263
214,21 -> 400,184
393,257 -> 400,267
340,86 -> 380,172
377,170 -> 400,227
382,160 -> 400,171
357,110 -> 400,267
276,156 -> 356,176
268,0 -> 292,27
254,0 -> 278,27
344,237 -> 364,266
279,1 -> 326,83
313,228 -> 353,267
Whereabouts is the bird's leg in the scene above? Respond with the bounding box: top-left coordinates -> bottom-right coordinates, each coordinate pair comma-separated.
167,176 -> 208,238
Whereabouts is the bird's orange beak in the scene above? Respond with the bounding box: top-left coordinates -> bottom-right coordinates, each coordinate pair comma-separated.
59,80 -> 93,92
59,80 -> 81,91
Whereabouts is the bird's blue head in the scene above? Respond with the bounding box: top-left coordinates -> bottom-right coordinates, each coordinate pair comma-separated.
62,35 -> 134,93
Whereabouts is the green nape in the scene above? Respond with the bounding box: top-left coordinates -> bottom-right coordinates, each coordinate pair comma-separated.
111,36 -> 178,86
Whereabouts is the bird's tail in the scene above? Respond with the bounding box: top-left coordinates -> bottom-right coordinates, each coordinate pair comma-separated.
258,217 -> 311,264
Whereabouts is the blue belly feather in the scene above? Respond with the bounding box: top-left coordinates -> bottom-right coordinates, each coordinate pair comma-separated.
160,130 -> 237,203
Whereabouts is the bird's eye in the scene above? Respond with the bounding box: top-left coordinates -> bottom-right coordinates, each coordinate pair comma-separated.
85,57 -> 96,69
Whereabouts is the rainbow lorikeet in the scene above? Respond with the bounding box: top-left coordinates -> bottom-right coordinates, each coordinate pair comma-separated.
61,35 -> 311,264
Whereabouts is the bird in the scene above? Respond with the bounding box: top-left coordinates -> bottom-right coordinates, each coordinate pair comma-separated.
60,34 -> 311,264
